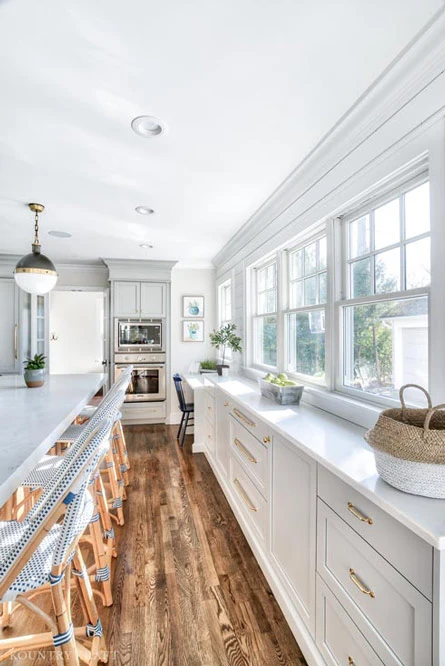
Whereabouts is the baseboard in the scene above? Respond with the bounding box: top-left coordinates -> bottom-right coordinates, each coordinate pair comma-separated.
192,442 -> 205,453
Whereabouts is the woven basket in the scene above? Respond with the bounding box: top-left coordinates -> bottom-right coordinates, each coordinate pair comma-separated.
365,384 -> 445,498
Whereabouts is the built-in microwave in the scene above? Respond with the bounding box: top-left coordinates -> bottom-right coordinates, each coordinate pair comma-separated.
114,319 -> 164,353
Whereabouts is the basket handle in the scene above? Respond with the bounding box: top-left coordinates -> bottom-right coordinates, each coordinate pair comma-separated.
424,404 -> 445,433
399,384 -> 432,410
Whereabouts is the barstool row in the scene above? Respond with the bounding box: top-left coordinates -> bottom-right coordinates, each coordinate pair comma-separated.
0,369 -> 133,665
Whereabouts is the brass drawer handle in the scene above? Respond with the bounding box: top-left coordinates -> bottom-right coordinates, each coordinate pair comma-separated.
349,569 -> 375,598
234,478 -> 258,512
14,324 -> 18,360
263,436 -> 270,444
234,438 -> 257,464
348,658 -> 354,666
224,401 -> 229,407
233,408 -> 256,428
347,502 -> 373,525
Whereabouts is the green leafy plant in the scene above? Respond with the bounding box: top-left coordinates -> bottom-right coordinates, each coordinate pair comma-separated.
209,323 -> 242,366
23,353 -> 46,370
200,359 -> 217,370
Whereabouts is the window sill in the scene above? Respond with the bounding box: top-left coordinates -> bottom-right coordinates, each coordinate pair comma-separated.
242,366 -> 381,429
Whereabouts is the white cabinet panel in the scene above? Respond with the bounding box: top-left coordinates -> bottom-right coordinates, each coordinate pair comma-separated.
113,281 -> 140,317
140,282 -> 166,317
270,435 -> 317,636
0,279 -> 18,373
216,391 -> 231,478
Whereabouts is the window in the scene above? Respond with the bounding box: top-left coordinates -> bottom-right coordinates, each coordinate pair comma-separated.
219,280 -> 232,326
286,235 -> 327,382
340,180 -> 430,401
253,261 -> 277,367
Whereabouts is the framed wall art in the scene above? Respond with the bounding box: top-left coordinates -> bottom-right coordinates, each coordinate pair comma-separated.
183,319 -> 205,342
183,295 -> 204,318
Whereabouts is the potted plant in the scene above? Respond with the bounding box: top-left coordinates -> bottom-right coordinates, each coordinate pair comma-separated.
199,359 -> 217,374
209,323 -> 242,376
23,353 -> 46,388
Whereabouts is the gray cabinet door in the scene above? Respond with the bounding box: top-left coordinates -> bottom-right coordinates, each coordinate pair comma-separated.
140,282 -> 166,317
113,281 -> 140,317
0,279 -> 18,373
270,435 -> 317,636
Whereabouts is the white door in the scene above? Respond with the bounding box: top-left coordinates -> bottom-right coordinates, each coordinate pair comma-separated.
49,290 -> 105,374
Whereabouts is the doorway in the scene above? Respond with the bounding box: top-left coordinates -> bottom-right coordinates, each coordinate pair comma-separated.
49,290 -> 106,374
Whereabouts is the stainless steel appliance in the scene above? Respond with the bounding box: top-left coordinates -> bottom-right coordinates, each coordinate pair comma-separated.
115,319 -> 164,353
114,352 -> 166,402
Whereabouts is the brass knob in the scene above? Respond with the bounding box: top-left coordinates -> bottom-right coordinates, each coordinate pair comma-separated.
263,436 -> 271,444
224,401 -> 229,407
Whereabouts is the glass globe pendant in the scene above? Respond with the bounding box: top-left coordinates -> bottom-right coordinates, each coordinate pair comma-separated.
14,203 -> 58,295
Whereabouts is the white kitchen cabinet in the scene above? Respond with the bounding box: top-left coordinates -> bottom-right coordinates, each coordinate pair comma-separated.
216,390 -> 231,478
140,282 -> 166,317
270,434 -> 317,636
0,279 -> 19,373
113,281 -> 166,318
113,281 -> 140,317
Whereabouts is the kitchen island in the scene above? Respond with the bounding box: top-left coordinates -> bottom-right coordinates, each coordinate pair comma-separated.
0,373 -> 106,508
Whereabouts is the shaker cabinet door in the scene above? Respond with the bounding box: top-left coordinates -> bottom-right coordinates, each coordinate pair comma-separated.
0,279 -> 19,373
216,391 -> 231,478
270,435 -> 317,636
113,281 -> 140,317
140,282 -> 166,318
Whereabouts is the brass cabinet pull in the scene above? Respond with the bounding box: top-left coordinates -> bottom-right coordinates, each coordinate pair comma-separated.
347,502 -> 373,525
233,408 -> 256,428
348,658 -> 355,666
14,324 -> 18,360
349,568 -> 375,598
234,478 -> 258,512
263,436 -> 271,444
224,401 -> 229,407
234,438 -> 257,464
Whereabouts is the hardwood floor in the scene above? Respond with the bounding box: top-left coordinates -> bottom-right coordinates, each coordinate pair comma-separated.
2,425 -> 308,666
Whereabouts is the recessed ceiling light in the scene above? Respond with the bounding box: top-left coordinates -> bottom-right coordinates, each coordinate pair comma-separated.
135,206 -> 154,215
48,230 -> 72,238
140,243 -> 153,249
131,115 -> 165,138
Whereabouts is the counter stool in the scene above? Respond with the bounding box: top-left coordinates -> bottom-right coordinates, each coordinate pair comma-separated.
0,420 -> 113,665
173,374 -> 194,447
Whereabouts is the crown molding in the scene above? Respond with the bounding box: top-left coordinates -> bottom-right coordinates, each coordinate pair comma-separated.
213,6 -> 445,270
103,258 -> 178,282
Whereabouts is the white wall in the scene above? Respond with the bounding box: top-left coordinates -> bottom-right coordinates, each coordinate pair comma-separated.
50,290 -> 104,374
168,268 -> 216,422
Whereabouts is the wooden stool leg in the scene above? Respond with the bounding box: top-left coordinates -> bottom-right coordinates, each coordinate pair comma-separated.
72,548 -> 107,665
102,452 -> 125,526
115,420 -> 130,477
1,602 -> 13,628
50,573 -> 79,666
95,475 -> 117,560
88,508 -> 113,607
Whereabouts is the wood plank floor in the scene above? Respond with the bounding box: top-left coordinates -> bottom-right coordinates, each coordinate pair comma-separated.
2,425 -> 308,666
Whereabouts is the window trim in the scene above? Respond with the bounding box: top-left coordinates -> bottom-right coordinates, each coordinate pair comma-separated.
251,256 -> 279,371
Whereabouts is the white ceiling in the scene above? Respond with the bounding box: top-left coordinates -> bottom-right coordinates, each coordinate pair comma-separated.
0,0 -> 441,267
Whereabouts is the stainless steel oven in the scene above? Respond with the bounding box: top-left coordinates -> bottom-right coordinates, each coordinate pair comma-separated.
114,353 -> 166,402
114,319 -> 164,353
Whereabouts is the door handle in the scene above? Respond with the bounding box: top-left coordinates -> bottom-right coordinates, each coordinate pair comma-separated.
14,324 -> 18,360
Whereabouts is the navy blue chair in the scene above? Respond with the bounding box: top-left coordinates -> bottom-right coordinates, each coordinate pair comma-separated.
173,374 -> 194,447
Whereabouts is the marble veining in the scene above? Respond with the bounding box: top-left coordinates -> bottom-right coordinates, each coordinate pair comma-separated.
0,373 -> 106,507
185,373 -> 445,549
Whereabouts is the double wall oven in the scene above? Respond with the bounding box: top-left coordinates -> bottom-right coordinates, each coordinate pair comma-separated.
114,319 -> 166,402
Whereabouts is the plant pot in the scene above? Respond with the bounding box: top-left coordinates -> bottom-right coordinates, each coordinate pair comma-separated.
216,364 -> 229,377
24,368 -> 46,388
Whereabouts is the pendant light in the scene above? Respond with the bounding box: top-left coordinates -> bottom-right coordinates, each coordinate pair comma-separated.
14,203 -> 58,295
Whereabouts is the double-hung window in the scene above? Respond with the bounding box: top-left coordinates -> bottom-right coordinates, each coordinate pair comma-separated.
219,279 -> 232,327
339,179 -> 430,401
253,260 -> 277,368
286,234 -> 327,383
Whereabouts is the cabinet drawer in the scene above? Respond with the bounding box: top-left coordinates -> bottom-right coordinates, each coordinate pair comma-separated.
231,403 -> 271,446
316,576 -> 384,666
318,467 -> 433,600
230,417 -> 269,497
205,422 -> 215,457
230,456 -> 267,543
205,392 -> 215,426
317,500 -> 432,666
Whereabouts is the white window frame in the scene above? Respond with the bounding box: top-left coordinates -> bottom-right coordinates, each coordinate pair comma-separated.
218,278 -> 232,327
335,173 -> 431,407
251,257 -> 279,371
284,230 -> 328,387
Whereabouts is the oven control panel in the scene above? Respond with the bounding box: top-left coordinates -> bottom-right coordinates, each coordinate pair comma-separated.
114,352 -> 166,364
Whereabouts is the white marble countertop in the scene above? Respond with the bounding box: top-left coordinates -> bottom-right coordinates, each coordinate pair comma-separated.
0,373 -> 106,507
185,373 -> 445,550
